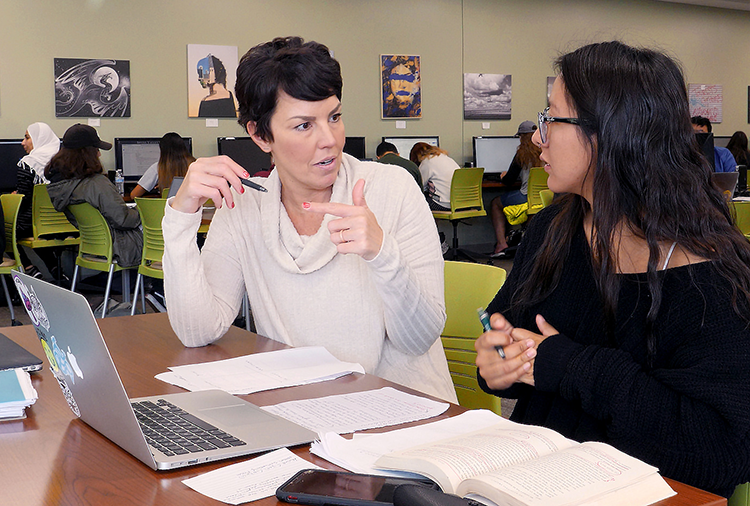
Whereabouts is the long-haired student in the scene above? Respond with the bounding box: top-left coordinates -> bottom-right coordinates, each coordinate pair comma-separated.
476,41 -> 750,497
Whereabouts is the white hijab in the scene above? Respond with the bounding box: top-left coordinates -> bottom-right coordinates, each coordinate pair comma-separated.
18,122 -> 60,183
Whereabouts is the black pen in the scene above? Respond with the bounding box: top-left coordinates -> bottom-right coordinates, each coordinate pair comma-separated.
239,177 -> 268,193
477,308 -> 506,359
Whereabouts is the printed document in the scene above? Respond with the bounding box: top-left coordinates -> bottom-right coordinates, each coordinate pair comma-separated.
156,346 -> 365,394
262,387 -> 449,434
182,448 -> 319,505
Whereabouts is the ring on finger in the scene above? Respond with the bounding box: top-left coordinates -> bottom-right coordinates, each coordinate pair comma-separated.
340,229 -> 346,243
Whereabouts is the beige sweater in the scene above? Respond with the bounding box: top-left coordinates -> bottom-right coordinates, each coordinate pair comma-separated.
162,154 -> 457,402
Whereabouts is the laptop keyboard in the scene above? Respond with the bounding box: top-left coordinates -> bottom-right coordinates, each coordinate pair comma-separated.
132,399 -> 247,457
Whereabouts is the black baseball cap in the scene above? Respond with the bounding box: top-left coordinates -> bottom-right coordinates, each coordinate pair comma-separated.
62,124 -> 112,150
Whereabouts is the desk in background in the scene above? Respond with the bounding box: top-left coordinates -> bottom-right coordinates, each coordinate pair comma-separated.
0,313 -> 726,506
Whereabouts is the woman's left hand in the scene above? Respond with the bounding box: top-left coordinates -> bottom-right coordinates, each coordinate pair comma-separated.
510,314 -> 559,386
304,179 -> 384,260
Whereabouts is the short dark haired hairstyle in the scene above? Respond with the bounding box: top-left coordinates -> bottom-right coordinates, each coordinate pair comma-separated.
691,115 -> 712,133
235,36 -> 343,142
44,146 -> 103,180
376,141 -> 398,158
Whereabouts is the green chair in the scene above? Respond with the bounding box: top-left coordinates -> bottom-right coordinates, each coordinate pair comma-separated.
432,167 -> 487,261
67,202 -> 137,318
526,167 -> 550,216
0,194 -> 24,326
729,483 -> 750,506
732,201 -> 750,240
441,260 -> 507,414
17,184 -> 80,281
539,189 -> 554,208
131,198 -> 166,315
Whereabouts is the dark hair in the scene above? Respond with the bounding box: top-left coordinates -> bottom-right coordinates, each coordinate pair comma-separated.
513,41 -> 750,362
157,132 -> 195,191
409,142 -> 447,164
690,115 -> 712,133
44,146 -> 103,180
727,131 -> 749,166
210,56 -> 228,87
235,36 -> 342,142
376,141 -> 398,158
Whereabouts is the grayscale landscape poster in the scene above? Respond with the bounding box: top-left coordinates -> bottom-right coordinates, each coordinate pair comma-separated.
463,73 -> 511,120
54,58 -> 131,117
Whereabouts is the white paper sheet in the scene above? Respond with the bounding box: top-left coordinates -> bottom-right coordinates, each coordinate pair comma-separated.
156,346 -> 365,394
262,387 -> 450,435
310,410 -> 506,475
182,448 -> 320,505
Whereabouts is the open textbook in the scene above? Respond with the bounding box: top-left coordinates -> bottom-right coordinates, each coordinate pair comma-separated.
374,422 -> 675,506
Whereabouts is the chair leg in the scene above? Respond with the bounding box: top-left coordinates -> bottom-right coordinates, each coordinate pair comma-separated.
102,264 -> 115,318
71,264 -> 80,292
121,269 -> 131,303
140,278 -> 146,314
1,274 -> 18,326
131,273 -> 142,316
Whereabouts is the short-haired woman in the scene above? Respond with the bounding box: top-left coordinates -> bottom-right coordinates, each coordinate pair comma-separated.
476,41 -> 750,497
162,37 -> 455,402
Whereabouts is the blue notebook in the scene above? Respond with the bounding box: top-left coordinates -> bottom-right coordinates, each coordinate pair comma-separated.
0,369 -> 28,403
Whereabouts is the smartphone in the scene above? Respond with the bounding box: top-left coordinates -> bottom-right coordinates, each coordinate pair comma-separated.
276,469 -> 440,506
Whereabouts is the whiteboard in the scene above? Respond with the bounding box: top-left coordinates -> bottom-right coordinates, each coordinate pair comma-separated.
473,136 -> 519,174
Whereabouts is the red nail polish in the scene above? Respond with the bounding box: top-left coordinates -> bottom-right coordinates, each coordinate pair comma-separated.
243,171 -> 250,178
302,202 -> 311,209
231,202 -> 235,209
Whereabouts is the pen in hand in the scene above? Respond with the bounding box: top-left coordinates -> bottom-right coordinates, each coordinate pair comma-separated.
239,177 -> 268,193
477,308 -> 506,359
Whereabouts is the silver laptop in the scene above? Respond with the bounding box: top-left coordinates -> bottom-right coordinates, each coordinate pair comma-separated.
167,177 -> 183,198
12,271 -> 316,470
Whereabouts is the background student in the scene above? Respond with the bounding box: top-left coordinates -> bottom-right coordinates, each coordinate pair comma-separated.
46,124 -> 143,269
475,41 -> 750,497
130,132 -> 196,199
409,142 -> 459,211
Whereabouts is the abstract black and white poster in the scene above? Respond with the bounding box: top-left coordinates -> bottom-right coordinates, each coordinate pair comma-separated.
54,58 -> 130,117
463,73 -> 511,120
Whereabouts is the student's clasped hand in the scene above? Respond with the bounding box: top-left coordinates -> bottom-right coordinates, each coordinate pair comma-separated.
304,179 -> 384,261
475,312 -> 559,390
171,155 -> 248,214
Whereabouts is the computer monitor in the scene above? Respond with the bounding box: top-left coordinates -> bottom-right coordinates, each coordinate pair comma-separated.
0,139 -> 27,192
381,136 -> 439,161
114,137 -> 193,182
713,135 -> 731,149
217,137 -> 272,176
343,137 -> 366,160
695,132 -> 715,171
473,136 -> 519,174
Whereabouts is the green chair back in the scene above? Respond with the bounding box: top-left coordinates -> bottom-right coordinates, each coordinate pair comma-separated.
0,194 -> 24,273
135,197 -> 166,279
441,260 -> 506,414
68,202 -> 117,271
539,189 -> 554,208
730,483 -> 750,506
447,167 -> 486,216
131,198 -> 166,315
18,185 -> 80,249
526,167 -> 550,216
732,201 -> 750,240
0,194 -> 24,325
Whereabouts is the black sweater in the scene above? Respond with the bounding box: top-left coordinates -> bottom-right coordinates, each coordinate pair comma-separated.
479,205 -> 750,497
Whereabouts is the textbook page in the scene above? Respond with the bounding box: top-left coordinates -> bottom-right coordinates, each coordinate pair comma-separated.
456,442 -> 675,506
311,410 -> 505,475
182,448 -> 321,505
262,387 -> 449,434
375,422 -> 578,494
157,346 -> 365,394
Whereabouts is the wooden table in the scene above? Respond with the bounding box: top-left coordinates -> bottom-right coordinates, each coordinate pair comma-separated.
0,313 -> 726,506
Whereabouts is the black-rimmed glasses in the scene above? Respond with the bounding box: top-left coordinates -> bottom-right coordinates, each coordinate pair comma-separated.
538,107 -> 580,144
